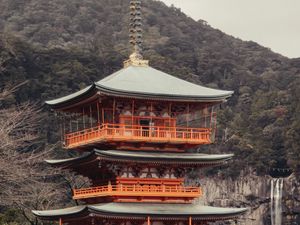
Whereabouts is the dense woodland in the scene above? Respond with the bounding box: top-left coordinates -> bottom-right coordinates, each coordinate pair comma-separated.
0,0 -> 300,223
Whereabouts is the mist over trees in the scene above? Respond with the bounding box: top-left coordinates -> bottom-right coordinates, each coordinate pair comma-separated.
0,0 -> 299,223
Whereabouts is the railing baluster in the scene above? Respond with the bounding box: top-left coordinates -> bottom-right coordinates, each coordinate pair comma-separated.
65,122 -> 213,148
73,184 -> 201,199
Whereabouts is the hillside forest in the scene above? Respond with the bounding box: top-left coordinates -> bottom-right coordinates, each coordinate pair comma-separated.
0,0 -> 299,224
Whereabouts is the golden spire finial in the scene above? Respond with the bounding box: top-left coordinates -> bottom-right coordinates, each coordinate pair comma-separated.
124,0 -> 149,68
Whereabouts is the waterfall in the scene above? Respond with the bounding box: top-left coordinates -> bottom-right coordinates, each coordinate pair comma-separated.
270,178 -> 284,225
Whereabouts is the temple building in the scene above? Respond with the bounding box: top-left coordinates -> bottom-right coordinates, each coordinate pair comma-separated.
32,0 -> 247,224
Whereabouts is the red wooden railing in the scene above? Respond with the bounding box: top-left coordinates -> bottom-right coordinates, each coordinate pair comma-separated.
64,123 -> 211,148
73,184 -> 202,200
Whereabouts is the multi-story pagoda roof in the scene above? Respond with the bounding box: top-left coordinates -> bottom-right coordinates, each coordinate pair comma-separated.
33,202 -> 247,222
46,149 -> 233,168
46,65 -> 233,110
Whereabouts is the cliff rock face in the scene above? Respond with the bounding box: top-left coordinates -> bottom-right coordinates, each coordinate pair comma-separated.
197,174 -> 300,225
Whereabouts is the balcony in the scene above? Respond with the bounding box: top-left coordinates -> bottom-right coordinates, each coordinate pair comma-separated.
73,183 -> 202,202
64,123 -> 211,149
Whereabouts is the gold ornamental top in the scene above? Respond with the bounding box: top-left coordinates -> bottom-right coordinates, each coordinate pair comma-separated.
124,0 -> 149,67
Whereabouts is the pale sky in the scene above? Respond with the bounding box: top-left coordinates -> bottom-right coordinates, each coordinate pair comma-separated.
161,0 -> 300,58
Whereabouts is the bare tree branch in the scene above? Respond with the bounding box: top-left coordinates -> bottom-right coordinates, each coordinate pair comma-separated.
0,84 -> 67,224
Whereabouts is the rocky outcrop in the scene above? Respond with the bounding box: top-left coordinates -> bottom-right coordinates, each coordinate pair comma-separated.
196,173 -> 300,225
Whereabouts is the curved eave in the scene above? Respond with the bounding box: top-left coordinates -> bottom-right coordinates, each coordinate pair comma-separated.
95,150 -> 234,165
45,84 -> 98,110
32,203 -> 247,221
45,83 -> 232,110
32,205 -> 87,220
95,83 -> 233,103
45,151 -> 96,168
45,150 -> 233,168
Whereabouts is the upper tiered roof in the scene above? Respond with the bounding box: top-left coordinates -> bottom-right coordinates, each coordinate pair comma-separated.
46,65 -> 233,109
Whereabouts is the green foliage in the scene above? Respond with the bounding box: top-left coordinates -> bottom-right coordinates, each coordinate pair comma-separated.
0,0 -> 299,180
0,208 -> 24,225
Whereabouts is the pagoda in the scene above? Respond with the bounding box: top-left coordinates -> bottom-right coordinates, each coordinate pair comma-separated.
33,1 -> 247,224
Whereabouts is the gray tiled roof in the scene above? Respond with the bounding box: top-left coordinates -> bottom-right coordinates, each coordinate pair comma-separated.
32,202 -> 247,220
46,65 -> 233,106
45,150 -> 233,166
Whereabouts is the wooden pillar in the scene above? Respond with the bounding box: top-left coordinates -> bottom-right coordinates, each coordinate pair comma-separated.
90,104 -> 93,128
147,216 -> 151,225
61,113 -> 65,142
169,102 -> 172,127
150,102 -> 153,122
210,106 -> 214,129
188,216 -> 192,225
69,113 -> 72,132
83,107 -> 86,129
113,98 -> 116,124
102,107 -> 105,124
214,108 -> 217,138
204,104 -> 207,128
186,103 -> 190,127
59,218 -> 62,225
97,101 -> 100,125
131,99 -> 135,127
76,115 -> 79,131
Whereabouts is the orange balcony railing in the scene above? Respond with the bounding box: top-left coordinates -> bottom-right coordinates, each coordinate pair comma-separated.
73,184 -> 202,200
64,123 -> 211,149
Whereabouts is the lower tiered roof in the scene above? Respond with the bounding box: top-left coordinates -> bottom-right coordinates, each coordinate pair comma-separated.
32,202 -> 247,221
46,149 -> 233,168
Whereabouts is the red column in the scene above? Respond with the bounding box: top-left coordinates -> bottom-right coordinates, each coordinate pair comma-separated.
189,216 -> 192,225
